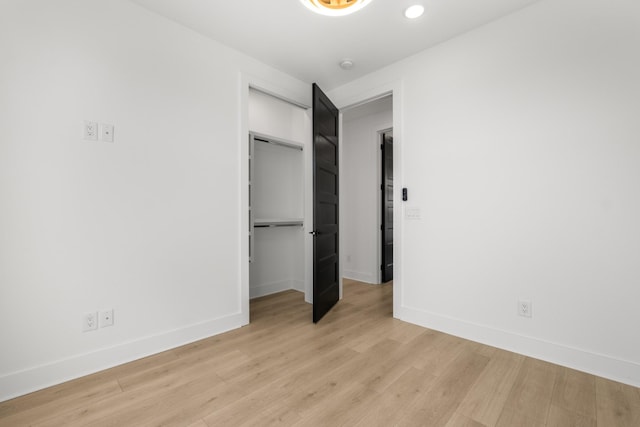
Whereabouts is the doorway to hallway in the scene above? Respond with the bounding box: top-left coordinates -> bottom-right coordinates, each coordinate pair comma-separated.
341,95 -> 393,286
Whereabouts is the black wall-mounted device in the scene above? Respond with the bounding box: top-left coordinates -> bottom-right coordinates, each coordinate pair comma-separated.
402,188 -> 408,201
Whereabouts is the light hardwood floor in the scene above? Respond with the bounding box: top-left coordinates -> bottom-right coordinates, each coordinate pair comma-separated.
1,279 -> 639,426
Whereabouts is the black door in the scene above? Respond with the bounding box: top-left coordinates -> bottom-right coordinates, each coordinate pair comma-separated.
381,132 -> 394,283
312,83 -> 340,323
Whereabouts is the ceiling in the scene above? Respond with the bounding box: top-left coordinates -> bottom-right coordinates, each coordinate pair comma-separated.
131,0 -> 542,91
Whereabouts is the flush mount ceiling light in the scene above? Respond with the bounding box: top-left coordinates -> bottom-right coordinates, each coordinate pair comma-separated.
404,4 -> 425,19
301,0 -> 374,17
339,59 -> 354,70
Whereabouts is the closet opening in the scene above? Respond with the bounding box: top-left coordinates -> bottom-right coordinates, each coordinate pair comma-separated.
247,88 -> 313,318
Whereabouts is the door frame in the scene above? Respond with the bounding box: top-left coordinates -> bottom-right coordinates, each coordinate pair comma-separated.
378,127 -> 393,284
329,80 -> 404,319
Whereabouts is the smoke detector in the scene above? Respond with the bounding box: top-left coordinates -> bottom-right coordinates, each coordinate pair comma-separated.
339,59 -> 354,70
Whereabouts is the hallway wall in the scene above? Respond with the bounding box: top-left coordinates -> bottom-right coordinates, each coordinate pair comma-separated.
342,105 -> 392,284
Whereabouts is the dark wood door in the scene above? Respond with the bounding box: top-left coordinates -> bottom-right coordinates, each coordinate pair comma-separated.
312,83 -> 340,323
381,132 -> 394,283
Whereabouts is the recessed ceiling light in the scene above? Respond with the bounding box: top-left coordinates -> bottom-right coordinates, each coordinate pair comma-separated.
301,0 -> 374,17
404,4 -> 425,19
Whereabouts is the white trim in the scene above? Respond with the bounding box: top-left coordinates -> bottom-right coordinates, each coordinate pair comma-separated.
344,270 -> 378,285
250,280 -> 299,299
398,305 -> 640,388
292,280 -> 305,293
377,127 -> 393,285
0,312 -> 244,402
238,73 -> 251,326
338,112 -> 344,301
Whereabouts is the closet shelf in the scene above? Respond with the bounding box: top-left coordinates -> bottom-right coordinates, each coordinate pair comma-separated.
254,218 -> 304,228
251,131 -> 304,151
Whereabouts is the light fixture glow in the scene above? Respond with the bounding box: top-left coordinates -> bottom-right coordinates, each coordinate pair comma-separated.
404,5 -> 425,19
300,0 -> 374,17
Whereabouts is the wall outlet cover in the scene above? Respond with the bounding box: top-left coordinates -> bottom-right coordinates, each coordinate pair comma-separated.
518,300 -> 532,318
83,312 -> 98,332
405,207 -> 421,220
84,121 -> 98,141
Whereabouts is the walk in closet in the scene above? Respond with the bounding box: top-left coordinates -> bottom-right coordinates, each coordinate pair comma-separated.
248,89 -> 311,300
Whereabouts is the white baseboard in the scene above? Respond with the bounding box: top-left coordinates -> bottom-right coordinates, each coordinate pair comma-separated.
250,279 -> 297,299
0,312 -> 244,403
292,280 -> 305,293
8,301 -> 636,404
343,270 -> 378,284
397,305 -> 640,388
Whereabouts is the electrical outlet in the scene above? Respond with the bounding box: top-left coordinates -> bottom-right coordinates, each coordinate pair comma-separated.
518,300 -> 532,318
100,309 -> 114,328
84,121 -> 98,141
83,312 -> 98,332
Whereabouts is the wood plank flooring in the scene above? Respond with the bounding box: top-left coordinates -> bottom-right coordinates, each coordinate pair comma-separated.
1,279 -> 640,426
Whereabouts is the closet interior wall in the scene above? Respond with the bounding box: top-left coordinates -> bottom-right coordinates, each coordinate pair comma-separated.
248,89 -> 310,300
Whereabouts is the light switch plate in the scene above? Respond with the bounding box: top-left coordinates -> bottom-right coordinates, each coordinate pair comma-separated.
406,207 -> 421,220
100,309 -> 114,327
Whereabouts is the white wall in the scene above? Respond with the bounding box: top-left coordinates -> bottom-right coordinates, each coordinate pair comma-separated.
343,108 -> 392,284
330,0 -> 640,386
249,89 -> 309,144
0,0 -> 309,401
